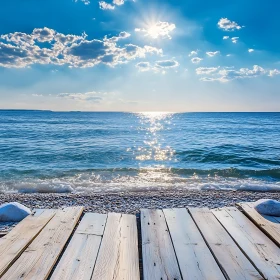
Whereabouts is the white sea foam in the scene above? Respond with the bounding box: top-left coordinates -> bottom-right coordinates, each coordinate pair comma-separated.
0,170 -> 279,193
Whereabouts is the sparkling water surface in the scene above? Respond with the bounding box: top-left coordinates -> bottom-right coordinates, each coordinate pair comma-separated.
0,111 -> 279,193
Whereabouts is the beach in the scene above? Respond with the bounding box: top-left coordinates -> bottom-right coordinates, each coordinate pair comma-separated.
1,190 -> 279,214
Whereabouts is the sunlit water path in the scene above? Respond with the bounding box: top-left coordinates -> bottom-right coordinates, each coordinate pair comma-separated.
0,111 -> 279,193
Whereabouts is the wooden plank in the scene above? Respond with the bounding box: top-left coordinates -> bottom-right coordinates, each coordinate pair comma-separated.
51,213 -> 107,280
141,209 -> 182,280
1,207 -> 83,280
0,209 -> 55,277
238,202 -> 280,247
75,212 -> 107,235
190,207 -> 263,280
213,207 -> 280,280
163,208 -> 225,279
91,213 -> 140,280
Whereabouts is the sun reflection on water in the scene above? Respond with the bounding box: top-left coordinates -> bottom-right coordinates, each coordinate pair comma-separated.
133,112 -> 175,161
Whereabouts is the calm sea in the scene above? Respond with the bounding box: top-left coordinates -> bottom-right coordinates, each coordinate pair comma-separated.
0,111 -> 279,193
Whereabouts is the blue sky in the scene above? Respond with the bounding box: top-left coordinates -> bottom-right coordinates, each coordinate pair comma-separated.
0,0 -> 279,111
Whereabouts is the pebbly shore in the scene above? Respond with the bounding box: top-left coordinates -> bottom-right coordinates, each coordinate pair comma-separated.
0,190 -> 279,214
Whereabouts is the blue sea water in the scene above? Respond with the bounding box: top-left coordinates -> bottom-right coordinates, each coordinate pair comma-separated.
0,111 -> 279,193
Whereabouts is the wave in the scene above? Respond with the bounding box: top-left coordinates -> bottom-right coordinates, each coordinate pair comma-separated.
0,167 -> 279,193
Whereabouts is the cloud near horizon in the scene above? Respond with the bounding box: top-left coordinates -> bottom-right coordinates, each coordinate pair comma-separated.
197,65 -> 280,82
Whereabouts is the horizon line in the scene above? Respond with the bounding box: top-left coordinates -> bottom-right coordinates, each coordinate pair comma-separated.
0,109 -> 280,113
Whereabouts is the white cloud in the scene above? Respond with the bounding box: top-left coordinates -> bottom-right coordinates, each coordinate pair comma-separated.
0,28 -> 162,68
231,37 -> 239,44
99,1 -> 115,9
196,67 -> 219,75
98,0 -> 126,10
135,21 -> 176,39
113,0 -> 124,5
268,69 -> 280,77
218,18 -> 242,31
188,50 -> 198,57
75,0 -> 90,5
206,51 -> 220,57
155,60 -> 179,68
191,57 -> 203,64
248,48 -> 254,53
197,65 -> 279,82
58,91 -> 105,102
136,59 -> 179,73
223,36 -> 239,43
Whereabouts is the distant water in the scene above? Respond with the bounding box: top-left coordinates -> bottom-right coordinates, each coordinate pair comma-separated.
0,111 -> 280,193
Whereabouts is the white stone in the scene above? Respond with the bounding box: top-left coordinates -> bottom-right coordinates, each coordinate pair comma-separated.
0,202 -> 31,222
254,199 -> 280,216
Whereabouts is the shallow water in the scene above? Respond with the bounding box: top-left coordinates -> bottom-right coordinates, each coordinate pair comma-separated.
0,111 -> 279,193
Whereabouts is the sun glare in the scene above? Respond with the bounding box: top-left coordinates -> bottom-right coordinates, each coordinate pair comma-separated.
147,24 -> 162,39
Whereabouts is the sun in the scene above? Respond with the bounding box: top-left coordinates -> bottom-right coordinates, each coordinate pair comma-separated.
147,23 -> 162,39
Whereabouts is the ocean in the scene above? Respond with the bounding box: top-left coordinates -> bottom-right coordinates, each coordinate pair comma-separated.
0,111 -> 279,193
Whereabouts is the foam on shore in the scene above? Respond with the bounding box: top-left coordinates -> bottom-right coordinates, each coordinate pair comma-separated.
0,170 -> 279,193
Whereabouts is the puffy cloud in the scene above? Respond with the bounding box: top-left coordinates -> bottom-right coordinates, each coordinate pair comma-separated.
231,37 -> 239,44
99,1 -> 115,9
155,59 -> 179,68
188,50 -> 198,57
75,0 -> 90,5
223,35 -> 239,43
135,21 -> 176,39
0,28 -> 162,68
268,69 -> 280,77
99,0 -> 125,10
191,57 -> 203,64
136,59 -> 179,73
248,48 -> 254,53
32,27 -> 55,42
206,51 -> 220,57
113,0 -> 124,5
197,65 -> 278,82
196,67 -> 219,75
218,18 -> 242,31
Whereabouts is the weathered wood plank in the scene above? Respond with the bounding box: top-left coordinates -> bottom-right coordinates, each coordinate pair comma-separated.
1,207 -> 83,280
163,208 -> 225,280
190,207 -> 263,280
141,209 -> 182,280
0,209 -> 55,277
51,213 -> 107,280
91,213 -> 140,280
75,213 -> 107,235
238,202 -> 280,247
213,207 -> 280,280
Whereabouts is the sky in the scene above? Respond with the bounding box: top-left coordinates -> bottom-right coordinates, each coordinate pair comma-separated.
0,0 -> 279,112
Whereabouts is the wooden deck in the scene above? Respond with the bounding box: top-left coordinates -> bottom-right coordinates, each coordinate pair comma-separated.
0,202 -> 280,279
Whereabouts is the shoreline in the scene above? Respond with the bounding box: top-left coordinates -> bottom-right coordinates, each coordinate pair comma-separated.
1,190 -> 279,214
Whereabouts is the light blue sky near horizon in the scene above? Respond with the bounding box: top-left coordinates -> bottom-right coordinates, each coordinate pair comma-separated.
0,0 -> 279,112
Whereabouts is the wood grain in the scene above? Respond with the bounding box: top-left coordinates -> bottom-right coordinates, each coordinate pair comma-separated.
0,209 -> 55,277
1,207 -> 83,280
190,207 -> 263,280
238,202 -> 280,246
51,213 -> 107,280
164,208 -> 225,280
141,209 -> 182,280
91,213 -> 140,280
213,207 -> 280,280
